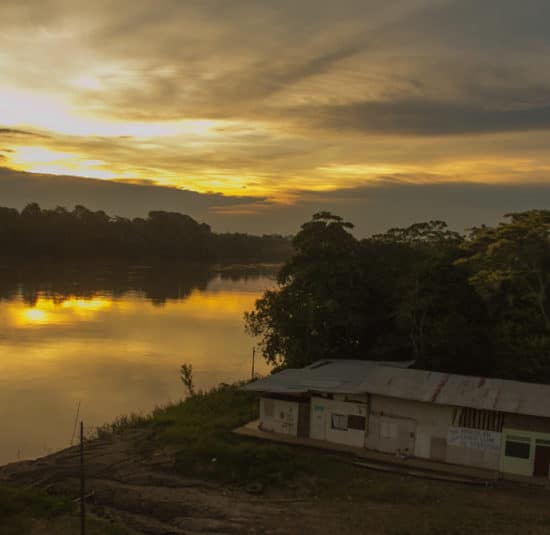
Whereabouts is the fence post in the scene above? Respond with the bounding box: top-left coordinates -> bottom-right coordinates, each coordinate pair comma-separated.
80,421 -> 86,535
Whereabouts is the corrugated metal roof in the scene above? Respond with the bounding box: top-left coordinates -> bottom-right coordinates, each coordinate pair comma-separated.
242,360 -> 550,419
242,359 -> 413,394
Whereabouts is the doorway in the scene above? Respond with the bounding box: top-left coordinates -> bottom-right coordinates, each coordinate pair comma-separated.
533,445 -> 550,478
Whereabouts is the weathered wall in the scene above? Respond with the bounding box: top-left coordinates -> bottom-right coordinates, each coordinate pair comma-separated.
366,395 -> 501,470
259,397 -> 299,436
446,426 -> 501,470
310,396 -> 368,447
504,414 -> 550,434
366,395 -> 453,458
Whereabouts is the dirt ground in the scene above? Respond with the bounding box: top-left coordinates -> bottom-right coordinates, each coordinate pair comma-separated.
3,430 -> 550,535
0,430 -> 339,535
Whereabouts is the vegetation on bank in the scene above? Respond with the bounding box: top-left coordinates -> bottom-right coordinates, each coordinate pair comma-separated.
6,385 -> 550,534
0,484 -> 129,535
0,203 -> 293,263
95,385 -> 550,535
246,210 -> 550,383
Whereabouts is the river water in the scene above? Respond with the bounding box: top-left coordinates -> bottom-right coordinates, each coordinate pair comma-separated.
0,263 -> 275,465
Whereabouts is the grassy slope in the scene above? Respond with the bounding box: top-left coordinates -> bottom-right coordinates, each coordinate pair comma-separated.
0,484 -> 131,535
111,383 -> 550,535
8,385 -> 550,534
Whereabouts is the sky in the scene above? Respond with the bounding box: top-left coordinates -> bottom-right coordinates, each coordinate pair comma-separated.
1,0 -> 550,234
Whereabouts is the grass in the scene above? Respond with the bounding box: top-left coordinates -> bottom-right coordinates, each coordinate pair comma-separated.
90,383 -> 550,534
0,483 -> 131,535
0,483 -> 72,534
147,383 -> 307,485
146,384 -> 550,532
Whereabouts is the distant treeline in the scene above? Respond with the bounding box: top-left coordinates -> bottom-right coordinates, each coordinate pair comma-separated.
0,203 -> 293,262
246,210 -> 550,383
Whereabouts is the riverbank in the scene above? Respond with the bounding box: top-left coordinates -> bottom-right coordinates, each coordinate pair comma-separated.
3,384 -> 550,534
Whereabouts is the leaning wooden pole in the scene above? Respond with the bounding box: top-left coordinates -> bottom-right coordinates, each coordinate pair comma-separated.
80,421 -> 86,535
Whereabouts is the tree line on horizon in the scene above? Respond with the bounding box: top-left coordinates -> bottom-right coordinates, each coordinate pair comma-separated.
0,203 -> 293,263
246,210 -> 550,384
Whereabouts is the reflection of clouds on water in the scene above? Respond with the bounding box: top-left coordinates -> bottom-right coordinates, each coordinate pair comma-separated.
0,266 -> 272,465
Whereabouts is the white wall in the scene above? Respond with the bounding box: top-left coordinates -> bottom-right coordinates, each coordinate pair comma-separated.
310,396 -> 368,448
366,395 -> 501,470
446,426 -> 501,470
366,395 -> 453,457
259,397 -> 299,436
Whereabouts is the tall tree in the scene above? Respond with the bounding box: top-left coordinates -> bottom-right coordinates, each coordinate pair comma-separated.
458,210 -> 550,381
459,210 -> 550,332
245,212 -> 387,369
367,221 -> 492,374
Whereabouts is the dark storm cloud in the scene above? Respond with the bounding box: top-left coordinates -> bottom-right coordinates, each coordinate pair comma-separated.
207,180 -> 550,236
2,167 -> 549,237
307,97 -> 550,136
0,167 -> 264,222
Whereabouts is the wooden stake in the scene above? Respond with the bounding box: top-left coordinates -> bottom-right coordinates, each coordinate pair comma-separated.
80,421 -> 86,535
251,346 -> 255,380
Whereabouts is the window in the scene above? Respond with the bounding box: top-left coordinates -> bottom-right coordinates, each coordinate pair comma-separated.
331,414 -> 348,431
348,415 -> 366,431
457,408 -> 503,432
505,439 -> 531,460
263,399 -> 274,418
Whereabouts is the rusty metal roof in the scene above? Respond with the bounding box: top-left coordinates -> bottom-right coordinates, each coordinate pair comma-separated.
242,359 -> 412,394
242,360 -> 550,418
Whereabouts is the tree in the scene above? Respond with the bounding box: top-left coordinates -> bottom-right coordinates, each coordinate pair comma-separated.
459,210 -> 550,332
180,363 -> 196,397
245,212 -> 387,369
457,210 -> 550,381
0,202 -> 292,263
367,221 -> 492,374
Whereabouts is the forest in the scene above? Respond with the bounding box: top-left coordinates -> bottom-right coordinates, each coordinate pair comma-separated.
246,210 -> 550,383
0,203 -> 293,263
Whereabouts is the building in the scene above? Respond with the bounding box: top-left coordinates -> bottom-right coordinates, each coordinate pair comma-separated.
242,360 -> 550,481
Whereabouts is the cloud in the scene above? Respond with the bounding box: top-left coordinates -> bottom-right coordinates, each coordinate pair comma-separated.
0,167 -> 266,224
2,0 -> 550,204
0,128 -> 45,138
305,97 -> 550,136
2,167 -> 549,237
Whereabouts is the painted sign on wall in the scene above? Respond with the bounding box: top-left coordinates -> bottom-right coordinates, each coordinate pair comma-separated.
447,426 -> 501,451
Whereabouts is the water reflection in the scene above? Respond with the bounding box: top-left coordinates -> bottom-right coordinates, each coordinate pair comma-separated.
0,263 -> 276,465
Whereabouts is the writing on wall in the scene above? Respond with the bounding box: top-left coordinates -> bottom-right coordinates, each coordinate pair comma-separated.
447,426 -> 501,451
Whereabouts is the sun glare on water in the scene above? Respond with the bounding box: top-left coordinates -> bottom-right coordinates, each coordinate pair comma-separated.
14,297 -> 112,326
20,308 -> 49,323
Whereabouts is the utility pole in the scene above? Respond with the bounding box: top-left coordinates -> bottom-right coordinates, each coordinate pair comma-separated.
251,346 -> 256,380
80,421 -> 86,535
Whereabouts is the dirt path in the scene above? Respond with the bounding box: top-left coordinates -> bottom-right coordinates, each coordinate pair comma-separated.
0,430 -> 332,535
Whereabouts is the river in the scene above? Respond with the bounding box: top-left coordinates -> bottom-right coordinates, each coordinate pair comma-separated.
0,262 -> 275,465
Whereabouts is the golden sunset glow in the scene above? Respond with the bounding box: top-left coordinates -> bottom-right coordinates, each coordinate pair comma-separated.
20,308 -> 49,324
1,1 -> 549,233
13,297 -> 112,326
61,298 -> 112,312
0,279 -> 271,465
9,290 -> 260,328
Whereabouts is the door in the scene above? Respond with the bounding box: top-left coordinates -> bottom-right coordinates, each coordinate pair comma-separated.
379,417 -> 416,456
310,398 -> 327,440
534,445 -> 550,478
297,402 -> 311,438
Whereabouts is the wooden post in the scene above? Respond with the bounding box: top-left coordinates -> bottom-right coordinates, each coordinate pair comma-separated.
80,421 -> 86,535
251,346 -> 255,380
